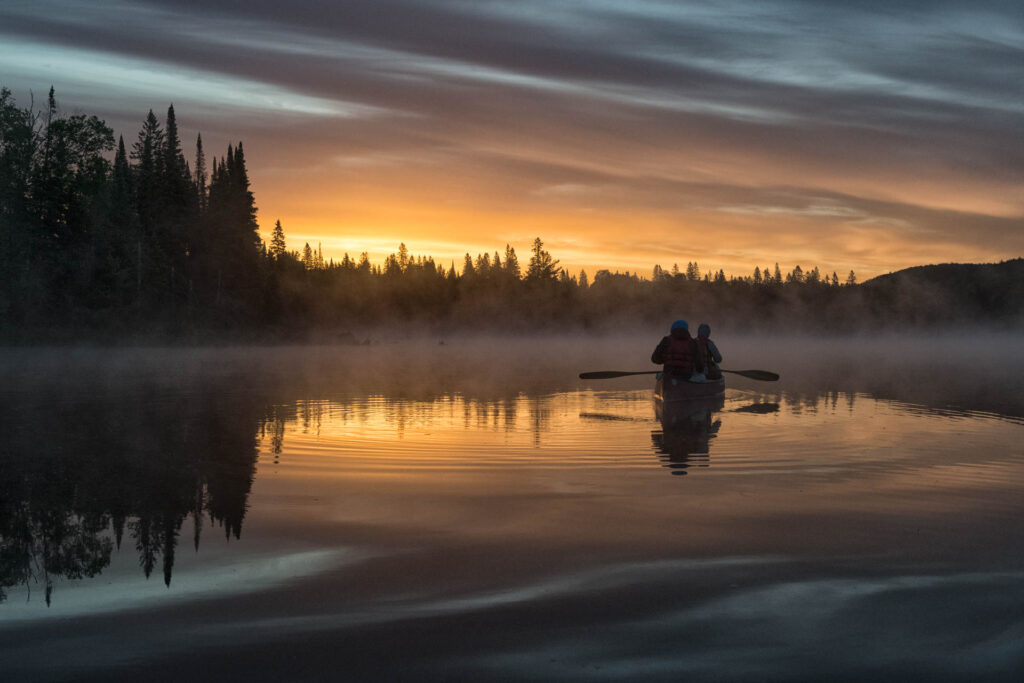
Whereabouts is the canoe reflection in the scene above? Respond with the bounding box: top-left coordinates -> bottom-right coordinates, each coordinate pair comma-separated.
651,396 -> 724,475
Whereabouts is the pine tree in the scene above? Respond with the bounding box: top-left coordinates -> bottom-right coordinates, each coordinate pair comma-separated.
269,220 -> 286,260
131,110 -> 164,232
162,105 -> 189,197
156,105 -> 193,304
475,252 -> 490,274
105,135 -> 139,303
846,270 -> 857,286
753,266 -> 762,285
578,269 -> 589,289
199,141 -> 261,312
503,244 -> 520,279
194,133 -> 207,211
397,242 -> 409,271
525,237 -> 559,282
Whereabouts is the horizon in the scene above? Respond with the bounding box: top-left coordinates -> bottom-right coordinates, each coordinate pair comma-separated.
2,1 -> 1022,281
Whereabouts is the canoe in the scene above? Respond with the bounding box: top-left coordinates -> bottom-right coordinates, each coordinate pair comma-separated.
654,374 -> 725,403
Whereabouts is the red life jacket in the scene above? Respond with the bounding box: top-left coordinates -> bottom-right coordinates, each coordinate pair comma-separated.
665,335 -> 696,371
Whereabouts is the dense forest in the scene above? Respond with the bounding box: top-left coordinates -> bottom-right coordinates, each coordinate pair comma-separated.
1,90 -> 1020,341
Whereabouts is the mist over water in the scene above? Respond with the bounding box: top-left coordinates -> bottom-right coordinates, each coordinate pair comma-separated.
2,334 -> 1023,681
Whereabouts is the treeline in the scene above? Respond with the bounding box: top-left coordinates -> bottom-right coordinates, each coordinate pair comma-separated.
1,88 -> 265,338
2,90 -> 1020,340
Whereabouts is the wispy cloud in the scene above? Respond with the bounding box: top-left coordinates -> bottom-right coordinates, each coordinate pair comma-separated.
1,0 -> 1020,277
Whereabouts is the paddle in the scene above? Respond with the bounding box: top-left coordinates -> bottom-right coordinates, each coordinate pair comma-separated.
579,369 -> 779,381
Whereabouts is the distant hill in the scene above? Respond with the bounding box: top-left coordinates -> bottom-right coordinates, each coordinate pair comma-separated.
858,258 -> 1024,327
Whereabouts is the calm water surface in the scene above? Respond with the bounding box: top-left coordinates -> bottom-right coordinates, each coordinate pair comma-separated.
2,337 -> 1023,681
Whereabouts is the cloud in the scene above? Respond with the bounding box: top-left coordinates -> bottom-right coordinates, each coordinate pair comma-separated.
1,0 -> 1020,277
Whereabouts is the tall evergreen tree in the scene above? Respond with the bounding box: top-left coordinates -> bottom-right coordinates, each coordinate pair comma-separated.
201,141 -> 261,315
503,244 -> 520,278
525,237 -> 559,282
131,110 -> 164,234
101,135 -> 139,304
194,133 -> 207,211
269,220 -> 286,260
156,105 -> 193,309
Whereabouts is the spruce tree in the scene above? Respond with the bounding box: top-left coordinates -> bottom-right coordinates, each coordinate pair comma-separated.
525,237 -> 559,282
105,135 -> 139,303
269,220 -> 286,260
131,110 -> 164,233
503,244 -> 520,278
194,133 -> 207,211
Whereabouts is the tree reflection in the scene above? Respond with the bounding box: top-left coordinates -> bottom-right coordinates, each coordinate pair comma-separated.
0,383 -> 263,604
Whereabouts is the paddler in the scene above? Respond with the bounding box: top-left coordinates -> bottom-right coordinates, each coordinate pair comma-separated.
696,323 -> 723,380
651,320 -> 704,380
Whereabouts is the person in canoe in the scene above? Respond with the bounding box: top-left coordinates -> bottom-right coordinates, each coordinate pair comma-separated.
651,320 -> 705,379
696,323 -> 723,380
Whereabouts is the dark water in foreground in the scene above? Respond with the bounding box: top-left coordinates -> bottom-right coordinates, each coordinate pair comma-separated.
2,337 -> 1023,682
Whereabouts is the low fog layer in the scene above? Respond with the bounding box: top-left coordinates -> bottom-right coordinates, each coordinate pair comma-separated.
2,333 -> 1022,420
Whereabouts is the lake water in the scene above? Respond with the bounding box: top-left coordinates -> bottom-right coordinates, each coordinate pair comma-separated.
2,337 -> 1023,681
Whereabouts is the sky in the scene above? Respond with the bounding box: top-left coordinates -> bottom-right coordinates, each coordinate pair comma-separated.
1,0 -> 1022,279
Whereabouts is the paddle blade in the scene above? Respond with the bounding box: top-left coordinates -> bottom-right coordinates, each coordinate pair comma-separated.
721,369 -> 779,382
579,370 -> 658,380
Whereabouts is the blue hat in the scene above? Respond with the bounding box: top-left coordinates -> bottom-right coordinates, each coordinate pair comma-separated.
671,319 -> 688,331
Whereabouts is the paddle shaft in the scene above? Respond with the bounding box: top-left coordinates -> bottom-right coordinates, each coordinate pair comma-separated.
579,368 -> 779,381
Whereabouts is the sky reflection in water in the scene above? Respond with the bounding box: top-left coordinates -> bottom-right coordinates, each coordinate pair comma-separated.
1,338 -> 1023,681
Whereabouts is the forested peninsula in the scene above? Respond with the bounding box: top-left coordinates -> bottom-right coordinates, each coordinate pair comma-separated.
2,91 -> 1021,343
